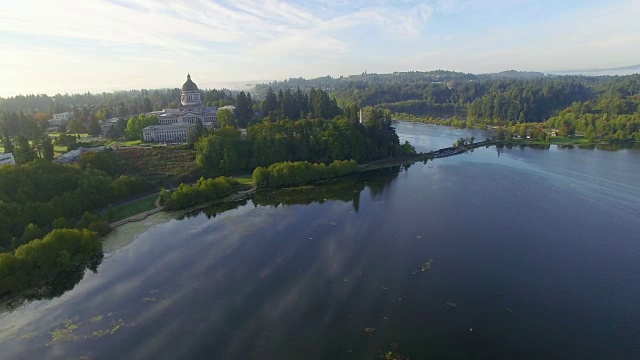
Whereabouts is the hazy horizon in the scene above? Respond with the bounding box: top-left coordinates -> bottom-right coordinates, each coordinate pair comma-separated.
1,0 -> 639,97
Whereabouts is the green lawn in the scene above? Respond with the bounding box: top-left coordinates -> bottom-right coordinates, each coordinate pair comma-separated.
234,176 -> 253,185
110,195 -> 158,222
549,135 -> 589,144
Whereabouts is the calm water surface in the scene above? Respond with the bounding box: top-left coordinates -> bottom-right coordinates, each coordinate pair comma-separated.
1,122 -> 639,359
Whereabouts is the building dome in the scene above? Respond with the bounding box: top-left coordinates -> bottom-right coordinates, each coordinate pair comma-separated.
181,73 -> 199,91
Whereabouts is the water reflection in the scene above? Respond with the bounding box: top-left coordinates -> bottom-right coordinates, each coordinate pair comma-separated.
1,251 -> 103,311
182,167 -> 404,220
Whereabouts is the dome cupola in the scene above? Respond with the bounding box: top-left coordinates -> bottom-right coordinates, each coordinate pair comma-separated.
182,73 -> 199,91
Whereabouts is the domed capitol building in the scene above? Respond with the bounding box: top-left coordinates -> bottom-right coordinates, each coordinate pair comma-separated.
142,74 -> 220,142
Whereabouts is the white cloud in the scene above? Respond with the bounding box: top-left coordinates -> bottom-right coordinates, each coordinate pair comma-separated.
0,0 -> 638,95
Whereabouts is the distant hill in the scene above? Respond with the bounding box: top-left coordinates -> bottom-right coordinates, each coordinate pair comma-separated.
550,64 -> 640,76
480,70 -> 548,79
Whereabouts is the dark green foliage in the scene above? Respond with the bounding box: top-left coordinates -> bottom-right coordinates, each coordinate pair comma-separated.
544,98 -> 640,143
77,149 -> 118,175
235,91 -> 254,128
195,114 -> 402,175
187,119 -> 206,148
0,229 -> 102,298
88,117 -> 102,136
14,136 -> 37,164
42,136 -> 54,161
162,176 -> 240,210
66,141 -> 101,152
0,160 -> 152,250
252,160 -> 358,189
247,118 -> 371,166
54,133 -> 77,146
195,127 -> 249,174
2,128 -> 13,154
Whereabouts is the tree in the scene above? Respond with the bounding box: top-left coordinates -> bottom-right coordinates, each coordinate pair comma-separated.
263,87 -> 279,115
187,119 -> 206,148
67,118 -> 86,133
14,136 -> 37,164
125,114 -> 159,140
235,91 -> 253,128
217,109 -> 237,128
1,129 -> 13,154
42,136 -> 54,161
88,118 -> 101,136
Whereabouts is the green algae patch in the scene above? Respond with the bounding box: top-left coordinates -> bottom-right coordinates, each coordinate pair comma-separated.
51,319 -> 81,343
91,315 -> 104,323
379,343 -> 409,360
411,259 -> 433,275
19,331 -> 37,339
92,319 -> 125,338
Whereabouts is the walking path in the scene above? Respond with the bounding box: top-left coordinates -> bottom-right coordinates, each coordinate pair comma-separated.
109,186 -> 257,229
109,194 -> 164,228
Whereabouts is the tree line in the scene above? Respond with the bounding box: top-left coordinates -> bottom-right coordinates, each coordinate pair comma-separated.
0,159 -> 153,252
252,160 -> 358,189
543,96 -> 640,142
194,107 -> 414,176
160,176 -> 242,210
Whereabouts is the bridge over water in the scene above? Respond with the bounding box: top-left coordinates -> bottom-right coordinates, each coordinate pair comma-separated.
359,140 -> 498,172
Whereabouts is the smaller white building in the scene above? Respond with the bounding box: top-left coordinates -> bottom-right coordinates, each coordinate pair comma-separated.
0,153 -> 15,166
49,112 -> 74,127
142,123 -> 193,143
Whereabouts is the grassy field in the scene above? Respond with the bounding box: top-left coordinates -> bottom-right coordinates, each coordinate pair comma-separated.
549,135 -> 590,144
111,195 -> 158,222
106,139 -> 142,147
234,176 -> 253,185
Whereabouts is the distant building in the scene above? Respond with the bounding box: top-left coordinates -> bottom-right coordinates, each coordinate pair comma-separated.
48,111 -> 74,128
100,118 -> 121,137
0,153 -> 15,166
57,146 -> 105,164
142,123 -> 192,143
142,74 -> 218,142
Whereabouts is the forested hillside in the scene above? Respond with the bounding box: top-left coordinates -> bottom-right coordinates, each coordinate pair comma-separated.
254,72 -> 640,125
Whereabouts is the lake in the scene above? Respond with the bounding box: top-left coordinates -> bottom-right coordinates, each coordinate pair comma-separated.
1,122 -> 639,359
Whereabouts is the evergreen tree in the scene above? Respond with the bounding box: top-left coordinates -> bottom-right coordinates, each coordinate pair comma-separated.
14,136 -> 37,164
2,129 -> 13,154
263,87 -> 279,115
88,117 -> 102,136
235,91 -> 252,128
42,137 -> 54,161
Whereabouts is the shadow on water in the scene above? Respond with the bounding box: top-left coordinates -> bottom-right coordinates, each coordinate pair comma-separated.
0,251 -> 103,311
181,166 -> 404,221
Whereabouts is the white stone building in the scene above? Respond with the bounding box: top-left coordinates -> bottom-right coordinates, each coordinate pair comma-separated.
142,74 -> 217,142
142,123 -> 192,142
0,153 -> 15,166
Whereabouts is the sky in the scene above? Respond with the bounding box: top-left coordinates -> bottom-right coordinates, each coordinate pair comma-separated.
0,0 -> 639,96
